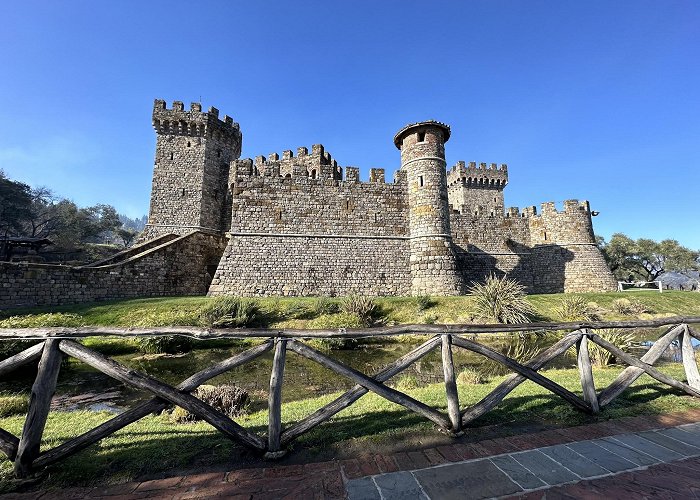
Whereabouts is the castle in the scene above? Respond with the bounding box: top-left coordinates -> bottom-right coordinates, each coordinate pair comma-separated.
141,99 -> 616,297
0,99 -> 616,309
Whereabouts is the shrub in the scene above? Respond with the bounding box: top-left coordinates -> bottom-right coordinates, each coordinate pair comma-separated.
199,297 -> 262,327
340,295 -> 379,327
456,368 -> 487,385
136,335 -> 194,354
555,296 -> 599,322
612,298 -> 651,316
0,393 -> 28,417
172,384 -> 249,423
415,295 -> 435,312
588,329 -> 636,367
469,275 -> 535,324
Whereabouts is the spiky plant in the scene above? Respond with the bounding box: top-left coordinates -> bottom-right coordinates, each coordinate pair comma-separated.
469,274 -> 535,324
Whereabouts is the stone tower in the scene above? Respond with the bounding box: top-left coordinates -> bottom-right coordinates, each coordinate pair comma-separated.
394,121 -> 464,295
141,99 -> 242,240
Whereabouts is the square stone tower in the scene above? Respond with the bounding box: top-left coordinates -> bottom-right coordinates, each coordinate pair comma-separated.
141,99 -> 242,239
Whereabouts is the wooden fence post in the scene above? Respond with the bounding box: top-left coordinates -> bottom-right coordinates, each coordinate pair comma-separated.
266,338 -> 287,457
441,334 -> 461,433
680,325 -> 700,390
14,339 -> 62,477
577,330 -> 599,413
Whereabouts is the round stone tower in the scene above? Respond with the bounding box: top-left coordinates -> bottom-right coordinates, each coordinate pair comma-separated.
394,121 -> 464,295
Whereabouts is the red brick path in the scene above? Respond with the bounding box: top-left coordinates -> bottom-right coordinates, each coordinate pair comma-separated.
4,409 -> 700,499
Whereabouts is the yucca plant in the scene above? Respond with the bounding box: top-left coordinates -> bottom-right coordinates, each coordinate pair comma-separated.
555,295 -> 598,322
469,275 -> 535,324
341,295 -> 379,326
587,329 -> 636,367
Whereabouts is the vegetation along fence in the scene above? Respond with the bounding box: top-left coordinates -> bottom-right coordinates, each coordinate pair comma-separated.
1,316 -> 700,477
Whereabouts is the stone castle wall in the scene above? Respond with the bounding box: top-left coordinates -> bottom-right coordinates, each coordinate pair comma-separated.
210,161 -> 412,297
0,232 -> 226,308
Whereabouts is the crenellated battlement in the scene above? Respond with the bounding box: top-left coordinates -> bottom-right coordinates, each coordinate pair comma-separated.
152,99 -> 240,145
447,160 -> 508,188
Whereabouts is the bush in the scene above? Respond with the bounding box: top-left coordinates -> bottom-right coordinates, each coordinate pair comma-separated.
456,368 -> 487,385
0,393 -> 28,417
469,275 -> 535,324
172,384 -> 249,423
199,297 -> 262,327
588,329 -> 636,367
555,296 -> 599,322
340,295 -> 380,327
612,298 -> 651,316
136,335 -> 194,354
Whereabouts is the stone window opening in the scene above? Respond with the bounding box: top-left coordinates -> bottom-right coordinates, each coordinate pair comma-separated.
543,231 -> 548,241
310,169 -> 317,179
418,176 -> 424,188
417,131 -> 426,142
217,149 -> 222,158
180,188 -> 186,197
169,152 -> 174,160
187,141 -> 191,148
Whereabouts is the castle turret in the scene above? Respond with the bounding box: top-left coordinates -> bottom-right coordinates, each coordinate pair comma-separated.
141,99 -> 242,240
394,121 -> 463,295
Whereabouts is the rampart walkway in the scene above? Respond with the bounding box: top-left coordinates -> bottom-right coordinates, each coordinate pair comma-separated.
5,409 -> 700,499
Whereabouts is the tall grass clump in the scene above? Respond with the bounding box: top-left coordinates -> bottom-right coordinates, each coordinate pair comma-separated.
171,384 -> 248,423
341,295 -> 380,327
587,329 -> 636,367
612,298 -> 651,316
469,275 -> 535,324
0,313 -> 84,358
415,295 -> 435,312
199,297 -> 262,327
555,296 -> 599,321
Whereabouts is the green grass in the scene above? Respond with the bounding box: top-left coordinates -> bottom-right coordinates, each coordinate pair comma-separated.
2,291 -> 697,330
1,363 -> 699,491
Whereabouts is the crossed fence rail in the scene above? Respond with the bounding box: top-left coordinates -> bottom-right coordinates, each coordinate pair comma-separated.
1,316 -> 700,477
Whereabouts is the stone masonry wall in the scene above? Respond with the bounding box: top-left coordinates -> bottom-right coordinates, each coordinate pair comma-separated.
210,235 -> 410,297
0,232 -> 226,309
210,157 -> 410,297
141,100 -> 242,240
447,161 -> 507,217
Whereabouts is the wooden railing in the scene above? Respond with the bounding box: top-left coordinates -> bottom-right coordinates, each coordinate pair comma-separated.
1,316 -> 700,477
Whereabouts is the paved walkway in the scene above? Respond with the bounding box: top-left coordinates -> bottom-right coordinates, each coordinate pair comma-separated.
3,410 -> 700,499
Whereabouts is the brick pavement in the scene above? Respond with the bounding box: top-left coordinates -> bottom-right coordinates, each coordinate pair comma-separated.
3,409 -> 700,499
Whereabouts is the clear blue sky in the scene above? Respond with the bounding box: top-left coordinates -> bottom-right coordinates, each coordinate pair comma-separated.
1,1 -> 698,248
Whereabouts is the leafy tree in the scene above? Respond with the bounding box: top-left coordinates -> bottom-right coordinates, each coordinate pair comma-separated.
599,233 -> 699,281
117,227 -> 138,247
0,170 -> 33,237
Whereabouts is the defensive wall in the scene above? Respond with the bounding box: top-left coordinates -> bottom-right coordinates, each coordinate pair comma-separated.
0,232 -> 225,308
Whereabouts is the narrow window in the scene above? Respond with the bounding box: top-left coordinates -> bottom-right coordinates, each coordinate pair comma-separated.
311,169 -> 317,179
494,197 -> 497,202
187,141 -> 191,147
417,131 -> 426,142
217,149 -> 222,158
418,175 -> 424,187
543,231 -> 548,241
169,152 -> 174,160
181,188 -> 185,197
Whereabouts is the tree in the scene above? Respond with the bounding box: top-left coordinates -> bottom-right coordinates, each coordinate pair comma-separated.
600,233 -> 699,281
117,227 -> 138,247
0,170 -> 33,237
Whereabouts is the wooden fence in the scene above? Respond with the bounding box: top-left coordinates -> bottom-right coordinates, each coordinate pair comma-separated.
1,316 -> 700,477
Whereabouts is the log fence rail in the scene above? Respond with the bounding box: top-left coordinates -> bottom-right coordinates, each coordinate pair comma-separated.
1,316 -> 699,477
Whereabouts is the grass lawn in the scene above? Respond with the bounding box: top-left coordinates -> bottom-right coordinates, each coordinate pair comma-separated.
1,363 -> 699,492
1,291 -> 699,329
1,291 -> 700,491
